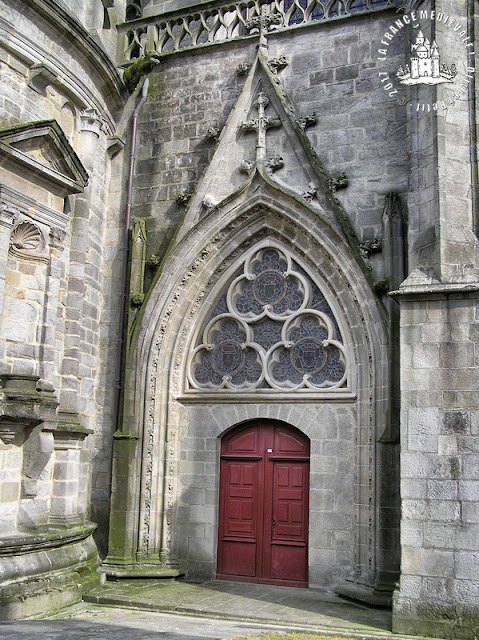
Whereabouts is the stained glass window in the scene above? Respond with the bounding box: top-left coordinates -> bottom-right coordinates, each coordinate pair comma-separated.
187,247 -> 348,392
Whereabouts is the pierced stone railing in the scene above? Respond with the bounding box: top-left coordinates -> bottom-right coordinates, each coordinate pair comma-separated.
119,0 -> 400,62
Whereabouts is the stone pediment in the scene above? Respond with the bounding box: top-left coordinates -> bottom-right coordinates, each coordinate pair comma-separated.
175,49 -> 348,245
0,120 -> 88,197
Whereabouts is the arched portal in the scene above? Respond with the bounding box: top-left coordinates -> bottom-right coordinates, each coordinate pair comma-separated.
105,187 -> 392,595
217,420 -> 310,587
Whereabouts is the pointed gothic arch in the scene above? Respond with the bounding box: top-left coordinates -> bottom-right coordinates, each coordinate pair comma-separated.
105,186 -> 390,592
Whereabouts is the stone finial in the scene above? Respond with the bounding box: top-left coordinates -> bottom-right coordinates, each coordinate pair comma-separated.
241,91 -> 281,163
244,13 -> 282,34
0,375 -> 58,446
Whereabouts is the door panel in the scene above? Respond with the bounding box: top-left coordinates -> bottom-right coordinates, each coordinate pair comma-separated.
217,421 -> 309,587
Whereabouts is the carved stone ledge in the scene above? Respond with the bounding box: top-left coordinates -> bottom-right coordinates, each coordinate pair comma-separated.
0,375 -> 59,446
27,63 -> 59,96
107,136 -> 125,159
43,409 -> 92,450
0,420 -> 32,445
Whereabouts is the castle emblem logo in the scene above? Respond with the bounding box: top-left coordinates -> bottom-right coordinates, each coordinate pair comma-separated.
377,9 -> 474,112
396,30 -> 457,86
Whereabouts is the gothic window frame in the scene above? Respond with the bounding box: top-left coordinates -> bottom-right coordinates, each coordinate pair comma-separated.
182,241 -> 355,401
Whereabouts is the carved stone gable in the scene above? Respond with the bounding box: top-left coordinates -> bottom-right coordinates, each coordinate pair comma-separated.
0,121 -> 89,197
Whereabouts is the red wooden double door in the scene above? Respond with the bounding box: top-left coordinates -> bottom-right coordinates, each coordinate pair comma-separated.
217,420 -> 310,587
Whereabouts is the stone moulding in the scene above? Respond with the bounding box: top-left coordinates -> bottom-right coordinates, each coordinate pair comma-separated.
0,523 -> 99,620
0,18 -> 122,136
8,0 -> 126,107
0,521 -> 96,556
119,0 -> 401,61
0,184 -> 70,232
0,375 -> 58,446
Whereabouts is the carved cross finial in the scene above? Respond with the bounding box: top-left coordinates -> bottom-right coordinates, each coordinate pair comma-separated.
245,6 -> 282,51
240,91 -> 281,163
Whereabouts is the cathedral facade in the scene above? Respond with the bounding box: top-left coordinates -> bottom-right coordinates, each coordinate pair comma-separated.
0,0 -> 478,638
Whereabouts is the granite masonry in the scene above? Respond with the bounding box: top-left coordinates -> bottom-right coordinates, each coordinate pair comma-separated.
0,0 -> 478,638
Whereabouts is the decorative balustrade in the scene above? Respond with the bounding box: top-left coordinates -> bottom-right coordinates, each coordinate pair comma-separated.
119,0 -> 400,62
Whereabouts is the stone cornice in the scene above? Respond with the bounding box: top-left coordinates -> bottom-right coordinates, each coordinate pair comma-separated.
2,0 -> 127,115
390,281 -> 479,301
28,0 -> 126,103
0,184 -> 69,231
0,522 -> 97,555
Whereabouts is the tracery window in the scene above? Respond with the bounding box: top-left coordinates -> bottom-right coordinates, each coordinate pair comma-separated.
187,246 -> 349,393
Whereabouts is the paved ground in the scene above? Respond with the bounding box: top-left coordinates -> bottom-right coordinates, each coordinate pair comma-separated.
83,579 -> 392,634
0,579 -> 439,640
0,606 -> 296,640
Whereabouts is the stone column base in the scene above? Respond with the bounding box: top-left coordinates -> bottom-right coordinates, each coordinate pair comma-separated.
0,523 -> 99,620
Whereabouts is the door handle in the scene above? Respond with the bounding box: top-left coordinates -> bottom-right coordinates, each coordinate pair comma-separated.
272,518 -> 276,528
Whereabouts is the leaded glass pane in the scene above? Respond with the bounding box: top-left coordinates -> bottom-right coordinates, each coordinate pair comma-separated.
188,246 -> 348,392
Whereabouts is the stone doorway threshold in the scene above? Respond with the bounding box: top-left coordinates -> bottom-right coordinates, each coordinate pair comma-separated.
84,579 -> 393,636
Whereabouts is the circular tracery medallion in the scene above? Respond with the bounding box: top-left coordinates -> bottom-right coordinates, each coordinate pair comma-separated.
212,340 -> 244,374
290,338 -> 326,374
253,271 -> 286,305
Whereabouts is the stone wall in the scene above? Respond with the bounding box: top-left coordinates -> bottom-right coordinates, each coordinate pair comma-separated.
392,1 -> 479,637
133,7 -> 409,283
0,0 -> 126,617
